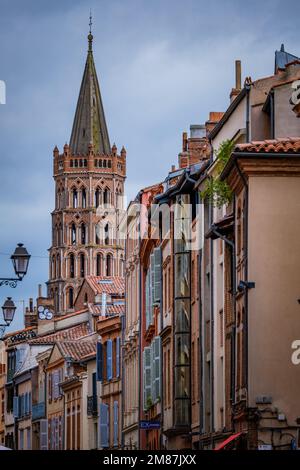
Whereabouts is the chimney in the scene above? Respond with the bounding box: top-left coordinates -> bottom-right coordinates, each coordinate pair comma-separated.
101,292 -> 107,317
230,60 -> 242,102
171,165 -> 176,172
182,132 -> 188,152
29,298 -> 33,313
38,284 -> 42,298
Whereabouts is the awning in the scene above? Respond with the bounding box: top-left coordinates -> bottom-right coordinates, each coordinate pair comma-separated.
214,432 -> 242,451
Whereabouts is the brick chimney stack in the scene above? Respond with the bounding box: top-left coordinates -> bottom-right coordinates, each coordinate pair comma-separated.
230,60 -> 242,102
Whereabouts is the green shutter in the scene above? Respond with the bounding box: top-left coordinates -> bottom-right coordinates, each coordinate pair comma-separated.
153,247 -> 161,304
143,347 -> 152,410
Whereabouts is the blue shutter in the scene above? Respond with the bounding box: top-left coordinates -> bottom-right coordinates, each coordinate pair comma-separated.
25,392 -> 28,415
96,342 -> 103,381
40,419 -> 48,450
113,401 -> 118,447
107,340 -> 112,381
13,396 -> 19,418
99,403 -> 109,448
116,337 -> 120,378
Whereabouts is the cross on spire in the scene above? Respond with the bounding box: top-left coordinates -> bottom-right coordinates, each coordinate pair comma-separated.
89,10 -> 92,34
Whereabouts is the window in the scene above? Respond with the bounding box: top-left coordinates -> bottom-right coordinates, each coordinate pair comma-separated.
80,253 -> 85,278
96,254 -> 102,276
81,223 -> 86,244
104,224 -> 109,245
68,288 -> 74,309
95,188 -> 101,208
103,188 -> 110,206
143,336 -> 161,410
71,224 -> 76,245
72,189 -> 78,208
95,225 -> 100,245
82,188 -> 87,208
69,253 -> 75,278
106,255 -> 112,276
106,340 -> 113,381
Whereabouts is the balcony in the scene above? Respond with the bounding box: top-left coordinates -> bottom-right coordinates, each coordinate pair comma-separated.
87,395 -> 98,416
32,402 -> 46,421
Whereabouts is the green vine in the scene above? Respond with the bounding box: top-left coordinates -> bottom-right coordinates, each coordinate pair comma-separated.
201,139 -> 234,208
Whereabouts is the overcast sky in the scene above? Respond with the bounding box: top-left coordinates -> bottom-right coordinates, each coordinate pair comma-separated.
0,0 -> 299,330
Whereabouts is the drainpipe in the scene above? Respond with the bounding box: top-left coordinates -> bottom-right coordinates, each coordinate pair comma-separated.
209,202 -> 215,445
245,84 -> 251,142
138,222 -> 142,450
121,313 -> 125,449
270,90 -> 275,139
198,249 -> 204,438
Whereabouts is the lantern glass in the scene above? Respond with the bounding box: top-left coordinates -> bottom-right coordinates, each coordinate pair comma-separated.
2,297 -> 16,325
11,243 -> 31,279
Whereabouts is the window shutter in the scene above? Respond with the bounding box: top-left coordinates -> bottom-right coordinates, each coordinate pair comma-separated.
21,395 -> 24,417
96,342 -> 103,381
145,271 -> 150,330
106,340 -> 113,381
153,247 -> 162,304
29,391 -> 32,413
150,254 -> 155,305
40,419 -> 48,450
58,368 -> 63,397
154,336 -> 161,401
116,337 -> 120,378
113,401 -> 118,447
99,403 -> 109,448
151,341 -> 156,401
143,347 -> 152,410
25,392 -> 28,415
13,396 -> 19,418
48,372 -> 52,402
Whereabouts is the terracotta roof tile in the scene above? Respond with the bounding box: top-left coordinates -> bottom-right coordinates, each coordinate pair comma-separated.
86,276 -> 125,295
90,304 -> 125,316
235,137 -> 300,154
56,338 -> 97,361
29,323 -> 90,345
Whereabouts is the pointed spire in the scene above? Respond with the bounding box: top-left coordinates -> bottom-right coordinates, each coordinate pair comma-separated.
69,18 -> 111,156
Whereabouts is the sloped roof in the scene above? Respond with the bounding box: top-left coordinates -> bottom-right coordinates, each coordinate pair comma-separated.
235,137 -> 300,154
85,276 -> 125,295
29,323 -> 90,345
56,338 -> 97,362
14,345 -> 51,377
275,44 -> 300,73
89,303 -> 125,316
69,33 -> 111,155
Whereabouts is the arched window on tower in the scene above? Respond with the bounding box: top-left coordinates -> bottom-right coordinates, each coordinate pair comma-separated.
106,254 -> 112,276
95,188 -> 101,208
81,223 -> 86,245
55,287 -> 59,313
69,253 -> 75,278
52,255 -> 56,279
103,188 -> 110,207
72,188 -> 78,208
82,188 -> 87,208
68,287 -> 74,309
96,254 -> 102,276
56,254 -> 60,278
71,224 -> 76,245
95,224 -> 100,245
80,253 -> 85,278
104,223 -> 109,245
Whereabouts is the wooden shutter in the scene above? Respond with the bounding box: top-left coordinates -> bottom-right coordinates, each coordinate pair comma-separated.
106,340 -> 113,381
116,337 -> 120,378
96,342 -> 103,381
29,391 -> 32,413
154,336 -> 161,401
48,372 -> 52,402
113,401 -> 118,447
13,396 -> 19,418
150,254 -> 155,305
99,403 -> 109,448
40,419 -> 48,450
24,392 -> 28,415
143,347 -> 152,410
153,247 -> 162,304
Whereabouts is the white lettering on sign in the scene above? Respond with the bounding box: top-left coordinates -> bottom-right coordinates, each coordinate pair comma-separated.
291,339 -> 300,365
290,80 -> 300,106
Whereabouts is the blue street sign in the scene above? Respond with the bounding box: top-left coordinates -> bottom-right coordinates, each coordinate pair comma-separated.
139,420 -> 161,430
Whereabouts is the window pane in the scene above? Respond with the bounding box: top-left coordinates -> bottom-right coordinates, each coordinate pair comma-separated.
174,399 -> 190,426
174,366 -> 190,399
175,334 -> 190,366
174,299 -> 190,333
174,253 -> 190,298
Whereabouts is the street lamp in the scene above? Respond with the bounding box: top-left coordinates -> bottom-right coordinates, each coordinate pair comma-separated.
0,243 -> 31,288
0,297 -> 17,340
1,297 -> 16,325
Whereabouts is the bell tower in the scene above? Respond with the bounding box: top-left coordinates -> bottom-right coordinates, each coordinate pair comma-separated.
47,26 -> 126,315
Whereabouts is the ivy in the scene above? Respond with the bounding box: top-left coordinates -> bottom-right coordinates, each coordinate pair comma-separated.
201,139 -> 234,208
